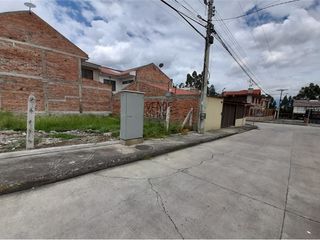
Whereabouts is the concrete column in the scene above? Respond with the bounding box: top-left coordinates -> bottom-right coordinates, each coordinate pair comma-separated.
26,94 -> 36,150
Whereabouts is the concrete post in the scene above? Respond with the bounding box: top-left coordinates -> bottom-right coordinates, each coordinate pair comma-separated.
26,94 -> 36,150
189,108 -> 193,127
165,106 -> 171,132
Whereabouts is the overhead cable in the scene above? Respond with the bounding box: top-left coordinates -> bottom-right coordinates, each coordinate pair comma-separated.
160,0 -> 206,38
213,0 -> 300,21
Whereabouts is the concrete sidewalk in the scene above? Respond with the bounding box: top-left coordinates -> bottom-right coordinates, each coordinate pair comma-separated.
0,125 -> 256,195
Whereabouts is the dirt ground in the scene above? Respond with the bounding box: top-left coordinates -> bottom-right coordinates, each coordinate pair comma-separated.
0,130 -> 115,153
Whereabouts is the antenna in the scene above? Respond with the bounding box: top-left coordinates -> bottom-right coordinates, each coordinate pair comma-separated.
24,1 -> 36,13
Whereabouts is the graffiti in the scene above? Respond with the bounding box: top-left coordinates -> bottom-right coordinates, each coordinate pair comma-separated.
145,100 -> 172,119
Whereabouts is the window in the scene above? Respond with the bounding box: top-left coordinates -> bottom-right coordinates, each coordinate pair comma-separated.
122,80 -> 134,85
82,68 -> 93,79
104,79 -> 116,91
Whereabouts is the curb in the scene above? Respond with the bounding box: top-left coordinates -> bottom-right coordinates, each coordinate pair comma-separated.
0,125 -> 257,195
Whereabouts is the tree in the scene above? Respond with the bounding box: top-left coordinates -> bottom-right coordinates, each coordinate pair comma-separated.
178,82 -> 185,88
208,84 -> 217,97
280,95 -> 293,114
268,96 -> 277,109
295,83 -> 320,100
281,95 -> 289,109
185,71 -> 217,96
185,71 -> 203,90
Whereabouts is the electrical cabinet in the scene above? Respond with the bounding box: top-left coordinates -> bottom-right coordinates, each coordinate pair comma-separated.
120,91 -> 144,140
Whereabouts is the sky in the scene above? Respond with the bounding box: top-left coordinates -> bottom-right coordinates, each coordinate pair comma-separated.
1,0 -> 320,99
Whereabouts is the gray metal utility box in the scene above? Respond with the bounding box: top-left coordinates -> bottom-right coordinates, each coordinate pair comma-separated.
120,91 -> 144,143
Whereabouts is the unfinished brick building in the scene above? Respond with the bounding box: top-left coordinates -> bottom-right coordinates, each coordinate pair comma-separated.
110,63 -> 200,126
0,11 -> 112,113
0,10 -> 200,126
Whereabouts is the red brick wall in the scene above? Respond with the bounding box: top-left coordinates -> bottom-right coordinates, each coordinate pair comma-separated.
82,78 -> 112,112
0,76 -> 45,112
0,11 -> 87,57
111,81 -> 199,126
0,12 -> 112,113
136,64 -> 172,87
0,38 -> 80,112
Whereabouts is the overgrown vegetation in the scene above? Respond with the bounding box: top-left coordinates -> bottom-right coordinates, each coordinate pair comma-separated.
0,111 -> 26,131
0,112 -> 182,139
0,112 -> 120,132
143,120 -> 181,139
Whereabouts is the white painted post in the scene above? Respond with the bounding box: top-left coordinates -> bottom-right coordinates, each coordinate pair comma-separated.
165,106 -> 171,132
26,94 -> 36,150
181,108 -> 193,129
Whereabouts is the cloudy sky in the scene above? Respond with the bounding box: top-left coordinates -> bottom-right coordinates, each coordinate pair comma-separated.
1,0 -> 320,98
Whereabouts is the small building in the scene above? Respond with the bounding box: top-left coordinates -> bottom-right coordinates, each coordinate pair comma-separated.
222,89 -> 274,122
293,99 -> 320,121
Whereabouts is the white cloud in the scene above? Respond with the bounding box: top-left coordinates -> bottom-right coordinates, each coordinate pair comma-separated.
0,0 -> 319,98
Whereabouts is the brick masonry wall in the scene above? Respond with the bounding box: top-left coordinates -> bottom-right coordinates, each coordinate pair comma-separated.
0,11 -> 87,57
82,78 -> 112,112
112,81 -> 199,126
0,12 -> 111,113
0,76 -> 45,112
136,64 -> 172,87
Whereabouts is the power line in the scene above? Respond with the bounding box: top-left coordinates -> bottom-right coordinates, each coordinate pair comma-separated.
160,0 -> 206,38
215,29 -> 263,90
179,9 -> 207,27
170,0 -> 207,27
215,10 -> 247,58
236,1 -> 270,89
181,0 -> 200,15
213,0 -> 300,21
172,0 -> 200,19
215,31 -> 270,96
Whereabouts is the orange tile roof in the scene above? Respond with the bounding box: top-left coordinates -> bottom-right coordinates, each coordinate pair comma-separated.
146,82 -> 199,95
223,89 -> 261,97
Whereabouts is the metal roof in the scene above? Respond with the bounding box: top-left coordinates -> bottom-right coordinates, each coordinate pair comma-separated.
293,99 -> 320,107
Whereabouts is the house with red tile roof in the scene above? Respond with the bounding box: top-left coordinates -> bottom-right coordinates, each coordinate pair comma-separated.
222,88 -> 272,118
81,61 -> 199,96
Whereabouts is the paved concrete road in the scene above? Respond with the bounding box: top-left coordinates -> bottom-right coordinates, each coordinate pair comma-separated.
0,123 -> 319,238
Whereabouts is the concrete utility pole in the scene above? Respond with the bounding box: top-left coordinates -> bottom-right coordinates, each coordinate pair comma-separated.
198,0 -> 215,134
276,88 -> 288,119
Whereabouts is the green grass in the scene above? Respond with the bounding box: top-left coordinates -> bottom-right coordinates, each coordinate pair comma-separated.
0,111 -> 182,139
143,120 -> 181,139
36,114 -> 120,132
0,112 -> 120,132
0,111 -> 26,131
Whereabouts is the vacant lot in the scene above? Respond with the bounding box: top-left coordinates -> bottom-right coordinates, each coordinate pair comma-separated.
0,112 -> 181,152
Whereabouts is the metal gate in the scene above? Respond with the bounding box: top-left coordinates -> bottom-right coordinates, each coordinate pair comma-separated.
221,103 -> 236,128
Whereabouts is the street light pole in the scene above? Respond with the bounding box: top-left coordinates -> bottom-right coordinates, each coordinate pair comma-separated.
198,0 -> 215,133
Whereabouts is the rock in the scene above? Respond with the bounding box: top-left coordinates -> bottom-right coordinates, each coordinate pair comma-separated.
103,132 -> 112,137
